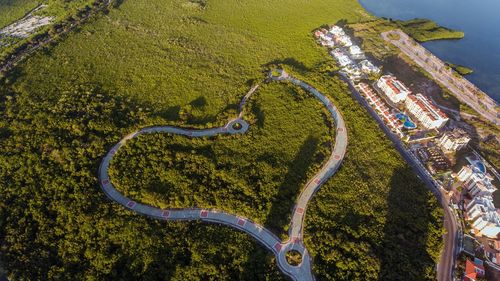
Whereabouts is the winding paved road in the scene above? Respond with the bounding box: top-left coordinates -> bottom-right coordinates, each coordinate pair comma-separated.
98,69 -> 347,281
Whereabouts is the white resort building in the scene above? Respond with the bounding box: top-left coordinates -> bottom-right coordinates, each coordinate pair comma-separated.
359,60 -> 380,74
376,75 -> 411,103
328,25 -> 344,36
466,196 -> 500,238
457,158 -> 496,198
438,128 -> 471,152
348,45 -> 365,59
405,94 -> 449,129
330,49 -> 353,67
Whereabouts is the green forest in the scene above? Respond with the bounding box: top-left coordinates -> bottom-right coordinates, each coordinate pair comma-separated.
1,0 -> 444,280
109,82 -> 333,237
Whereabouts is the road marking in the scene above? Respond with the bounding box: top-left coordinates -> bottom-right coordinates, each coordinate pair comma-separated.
337,127 -> 344,132
126,201 -> 136,209
274,243 -> 282,252
334,155 -> 341,160
296,207 -> 304,214
161,210 -> 170,218
314,178 -> 321,184
200,210 -> 208,218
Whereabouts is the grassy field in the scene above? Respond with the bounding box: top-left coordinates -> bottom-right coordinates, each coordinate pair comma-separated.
0,0 -> 444,280
0,0 -> 40,28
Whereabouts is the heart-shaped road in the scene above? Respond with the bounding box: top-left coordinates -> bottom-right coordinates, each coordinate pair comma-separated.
98,69 -> 347,280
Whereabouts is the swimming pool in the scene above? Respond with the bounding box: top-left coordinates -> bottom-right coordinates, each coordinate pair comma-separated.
396,113 -> 417,129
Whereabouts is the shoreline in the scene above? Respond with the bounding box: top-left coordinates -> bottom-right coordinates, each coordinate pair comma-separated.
357,0 -> 500,104
382,29 -> 498,125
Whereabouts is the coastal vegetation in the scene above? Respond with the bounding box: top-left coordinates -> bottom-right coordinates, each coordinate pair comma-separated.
350,19 -> 499,176
1,0 -> 443,280
446,62 -> 473,76
395,18 -> 464,42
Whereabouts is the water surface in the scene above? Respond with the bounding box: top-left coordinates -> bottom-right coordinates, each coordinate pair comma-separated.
359,0 -> 500,102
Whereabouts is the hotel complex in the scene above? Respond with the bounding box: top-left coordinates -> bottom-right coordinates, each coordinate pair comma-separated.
376,75 -> 411,103
466,196 -> 500,238
405,94 -> 449,129
458,161 -> 496,198
317,24 -> 500,275
438,128 -> 471,152
459,158 -> 500,238
356,83 -> 402,133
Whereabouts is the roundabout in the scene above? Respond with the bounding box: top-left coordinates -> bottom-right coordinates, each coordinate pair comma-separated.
98,69 -> 347,281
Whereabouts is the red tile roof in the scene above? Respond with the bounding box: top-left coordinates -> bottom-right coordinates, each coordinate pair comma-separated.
465,259 -> 477,281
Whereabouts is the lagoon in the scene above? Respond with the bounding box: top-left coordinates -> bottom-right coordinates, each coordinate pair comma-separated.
359,0 -> 500,102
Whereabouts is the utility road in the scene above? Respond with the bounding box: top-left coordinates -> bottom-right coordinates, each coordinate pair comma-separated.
344,75 -> 458,281
382,29 -> 499,125
99,69 -> 347,281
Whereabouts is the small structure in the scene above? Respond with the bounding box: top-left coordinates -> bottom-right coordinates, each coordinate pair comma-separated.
376,75 -> 411,103
315,29 -> 336,48
342,64 -> 362,81
416,146 -> 450,173
330,49 -> 353,67
466,196 -> 500,238
359,60 -> 380,74
438,128 -> 471,152
336,35 -> 353,47
457,157 -> 496,198
405,94 -> 449,129
328,25 -> 344,36
348,45 -> 365,60
463,259 -> 485,281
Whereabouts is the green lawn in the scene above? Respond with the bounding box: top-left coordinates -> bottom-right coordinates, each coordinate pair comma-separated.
0,0 -> 443,280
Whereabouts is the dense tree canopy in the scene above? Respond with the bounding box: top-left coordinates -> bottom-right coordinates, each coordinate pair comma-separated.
0,0 -> 444,280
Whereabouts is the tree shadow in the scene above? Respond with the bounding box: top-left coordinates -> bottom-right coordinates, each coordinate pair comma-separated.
154,105 -> 181,121
189,96 -> 207,108
186,114 -> 217,125
263,57 -> 310,74
250,102 -> 265,129
0,66 -> 25,87
377,166 -> 442,281
264,135 -> 320,235
113,0 -> 126,8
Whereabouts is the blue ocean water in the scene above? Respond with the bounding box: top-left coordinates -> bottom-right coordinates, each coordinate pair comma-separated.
359,0 -> 500,102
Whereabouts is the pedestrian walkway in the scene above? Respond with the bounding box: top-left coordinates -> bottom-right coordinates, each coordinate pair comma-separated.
98,70 -> 347,280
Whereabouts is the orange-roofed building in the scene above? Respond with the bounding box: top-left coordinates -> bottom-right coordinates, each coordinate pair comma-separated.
376,75 -> 411,103
405,93 -> 449,129
463,259 -> 485,281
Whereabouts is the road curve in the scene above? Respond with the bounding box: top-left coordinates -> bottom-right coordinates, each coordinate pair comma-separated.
98,69 -> 347,281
